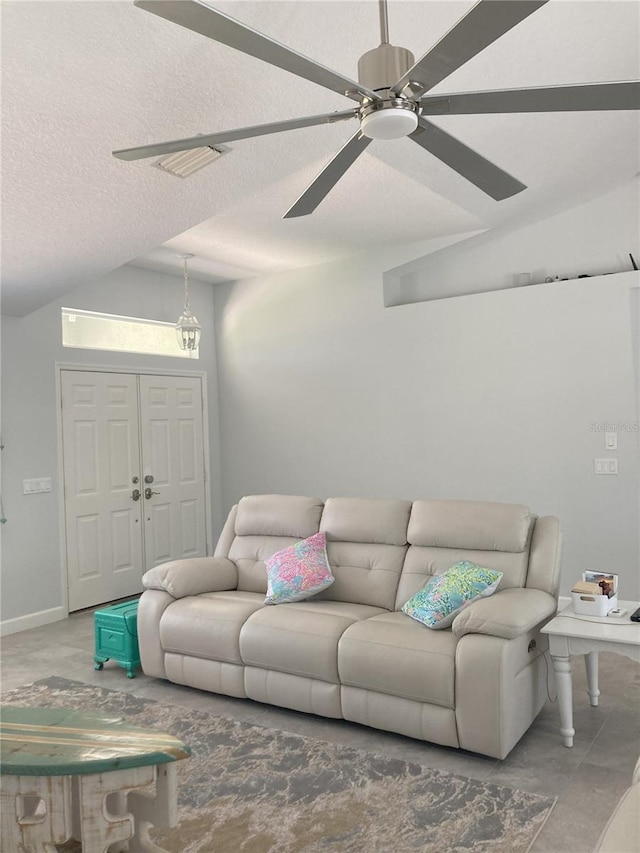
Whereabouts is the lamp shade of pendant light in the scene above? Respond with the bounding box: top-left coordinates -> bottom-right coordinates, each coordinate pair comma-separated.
176,253 -> 201,351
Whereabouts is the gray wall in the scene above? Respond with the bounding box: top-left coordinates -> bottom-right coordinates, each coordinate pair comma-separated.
2,184 -> 639,628
1,265 -> 223,625
214,254 -> 639,598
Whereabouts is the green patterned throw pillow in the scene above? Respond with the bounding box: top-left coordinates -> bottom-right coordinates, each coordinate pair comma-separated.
402,560 -> 503,629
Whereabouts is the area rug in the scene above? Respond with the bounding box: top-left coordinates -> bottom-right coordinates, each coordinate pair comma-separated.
3,677 -> 554,852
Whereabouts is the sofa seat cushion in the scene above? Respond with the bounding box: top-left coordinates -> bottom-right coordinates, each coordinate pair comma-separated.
338,612 -> 457,708
239,600 -> 385,684
159,591 -> 265,664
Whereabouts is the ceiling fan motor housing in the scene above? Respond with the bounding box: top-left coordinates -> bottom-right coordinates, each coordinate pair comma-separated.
357,43 -> 419,139
357,43 -> 415,94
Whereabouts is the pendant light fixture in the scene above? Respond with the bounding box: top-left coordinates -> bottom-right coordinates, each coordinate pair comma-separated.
176,253 -> 201,351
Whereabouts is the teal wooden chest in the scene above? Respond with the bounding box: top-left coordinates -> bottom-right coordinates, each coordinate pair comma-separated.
94,600 -> 140,678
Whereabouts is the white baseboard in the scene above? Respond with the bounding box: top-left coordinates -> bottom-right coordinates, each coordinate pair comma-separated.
0,606 -> 67,637
557,595 -> 571,612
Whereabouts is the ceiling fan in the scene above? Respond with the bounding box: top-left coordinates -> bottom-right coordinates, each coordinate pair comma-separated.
113,0 -> 640,218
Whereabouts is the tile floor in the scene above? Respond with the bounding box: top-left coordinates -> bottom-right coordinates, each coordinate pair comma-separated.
1,610 -> 638,853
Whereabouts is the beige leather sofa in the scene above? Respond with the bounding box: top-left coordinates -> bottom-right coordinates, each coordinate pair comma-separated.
138,494 -> 562,759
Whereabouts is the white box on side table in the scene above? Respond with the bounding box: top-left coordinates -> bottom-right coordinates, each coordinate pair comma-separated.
571,592 -> 618,617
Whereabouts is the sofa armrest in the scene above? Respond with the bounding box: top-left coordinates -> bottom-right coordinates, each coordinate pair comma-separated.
142,557 -> 238,599
594,763 -> 640,852
452,587 -> 557,640
138,589 -> 174,679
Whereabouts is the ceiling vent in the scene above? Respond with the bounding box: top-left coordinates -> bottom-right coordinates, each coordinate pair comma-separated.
156,144 -> 230,178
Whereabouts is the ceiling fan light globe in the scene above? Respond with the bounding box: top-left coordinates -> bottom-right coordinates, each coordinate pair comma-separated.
360,107 -> 418,140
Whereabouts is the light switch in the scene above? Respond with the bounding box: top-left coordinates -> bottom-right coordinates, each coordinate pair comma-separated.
23,477 -> 53,494
594,458 -> 618,475
605,432 -> 617,450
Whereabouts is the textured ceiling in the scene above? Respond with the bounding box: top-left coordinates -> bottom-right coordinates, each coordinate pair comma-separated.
2,0 -> 639,315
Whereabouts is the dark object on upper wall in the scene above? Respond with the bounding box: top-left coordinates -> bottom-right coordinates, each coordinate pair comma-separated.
629,253 -> 639,271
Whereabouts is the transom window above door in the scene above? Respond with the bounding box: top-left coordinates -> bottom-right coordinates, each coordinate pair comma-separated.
61,308 -> 199,359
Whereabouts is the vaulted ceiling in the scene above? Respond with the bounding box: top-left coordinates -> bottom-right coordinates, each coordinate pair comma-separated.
2,0 -> 639,315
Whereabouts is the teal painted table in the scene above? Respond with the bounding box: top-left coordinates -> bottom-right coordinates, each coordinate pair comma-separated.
0,706 -> 190,853
94,599 -> 141,678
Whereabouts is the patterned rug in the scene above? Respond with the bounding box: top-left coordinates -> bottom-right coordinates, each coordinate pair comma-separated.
3,677 -> 555,852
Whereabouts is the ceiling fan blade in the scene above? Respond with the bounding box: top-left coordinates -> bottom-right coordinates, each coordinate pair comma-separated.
392,0 -> 548,100
134,0 -> 379,104
410,116 -> 526,200
421,81 -> 640,115
284,131 -> 372,218
113,109 -> 358,161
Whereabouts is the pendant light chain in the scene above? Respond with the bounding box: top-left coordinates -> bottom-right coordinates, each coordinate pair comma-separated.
183,256 -> 191,312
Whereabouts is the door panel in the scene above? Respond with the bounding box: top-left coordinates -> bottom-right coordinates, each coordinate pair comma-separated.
112,510 -> 137,570
149,419 -> 170,485
149,501 -> 172,563
139,375 -> 207,570
180,499 -> 199,553
108,421 -> 132,488
62,371 -> 144,611
178,420 -> 197,482
75,515 -> 100,579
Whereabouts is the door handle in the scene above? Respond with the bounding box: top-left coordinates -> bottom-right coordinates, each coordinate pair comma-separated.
132,489 -> 141,501
145,487 -> 161,499
144,474 -> 154,484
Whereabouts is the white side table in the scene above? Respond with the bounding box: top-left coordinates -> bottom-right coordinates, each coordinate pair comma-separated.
541,600 -> 640,747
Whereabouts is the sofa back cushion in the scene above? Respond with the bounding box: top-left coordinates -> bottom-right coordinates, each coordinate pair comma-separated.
317,497 -> 411,610
396,500 -> 535,608
229,495 -> 324,593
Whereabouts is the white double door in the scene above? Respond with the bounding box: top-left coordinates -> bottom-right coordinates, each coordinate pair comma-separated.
61,370 -> 208,612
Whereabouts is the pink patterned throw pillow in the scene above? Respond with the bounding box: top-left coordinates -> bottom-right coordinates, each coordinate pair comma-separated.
264,532 -> 334,604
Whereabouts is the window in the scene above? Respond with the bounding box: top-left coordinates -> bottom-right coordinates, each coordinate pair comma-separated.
61,308 -> 199,359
